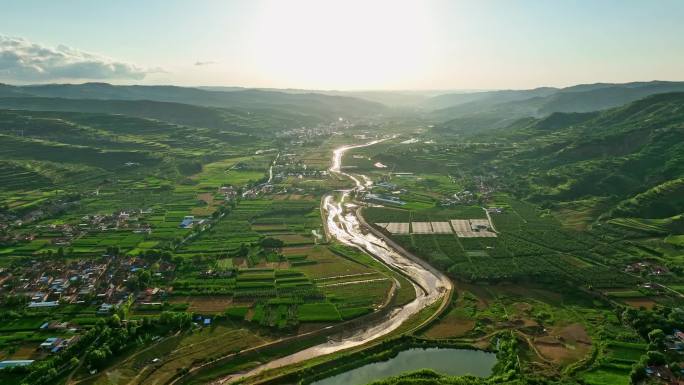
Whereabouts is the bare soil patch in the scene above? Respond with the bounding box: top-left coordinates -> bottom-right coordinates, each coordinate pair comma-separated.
170,296 -> 233,313
624,298 -> 658,309
424,311 -> 476,339
197,192 -> 214,205
533,323 -> 592,365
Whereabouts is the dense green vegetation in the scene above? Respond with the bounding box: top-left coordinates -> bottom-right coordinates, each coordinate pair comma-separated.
327,90 -> 684,385
1,81 -> 684,385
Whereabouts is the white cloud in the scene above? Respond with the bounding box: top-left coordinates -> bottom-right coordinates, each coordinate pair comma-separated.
194,61 -> 216,66
0,35 -> 151,82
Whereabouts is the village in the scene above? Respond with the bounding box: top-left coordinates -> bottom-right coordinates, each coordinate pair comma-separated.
0,253 -> 175,368
0,254 -> 172,309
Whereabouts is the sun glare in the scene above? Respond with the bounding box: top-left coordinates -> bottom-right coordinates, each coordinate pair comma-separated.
249,0 -> 437,89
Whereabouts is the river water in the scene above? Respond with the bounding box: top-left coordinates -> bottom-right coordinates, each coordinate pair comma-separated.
311,347 -> 497,385
217,140 -> 451,384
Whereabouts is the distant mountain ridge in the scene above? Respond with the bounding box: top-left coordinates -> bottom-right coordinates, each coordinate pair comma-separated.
0,82 -> 387,119
199,86 -> 445,107
429,81 -> 684,133
423,87 -> 558,111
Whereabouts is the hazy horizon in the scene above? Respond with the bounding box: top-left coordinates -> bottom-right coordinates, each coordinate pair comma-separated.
3,79 -> 684,94
2,0 -> 684,90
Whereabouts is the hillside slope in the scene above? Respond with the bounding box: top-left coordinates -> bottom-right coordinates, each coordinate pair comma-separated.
0,96 -> 319,135
2,82 -> 386,119
486,92 -> 684,222
431,81 -> 684,134
0,108 -> 252,194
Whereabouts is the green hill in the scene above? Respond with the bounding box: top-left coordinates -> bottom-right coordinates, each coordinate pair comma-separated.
610,178 -> 684,219
478,92 -> 684,223
0,96 -> 320,136
430,81 -> 684,134
1,82 -> 386,120
0,108 -> 259,198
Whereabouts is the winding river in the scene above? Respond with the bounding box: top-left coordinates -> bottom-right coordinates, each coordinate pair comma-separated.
218,139 -> 452,384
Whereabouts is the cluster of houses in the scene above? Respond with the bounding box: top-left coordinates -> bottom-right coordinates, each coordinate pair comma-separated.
5,259 -> 108,308
625,261 -> 670,276
218,185 -> 238,201
235,154 -> 333,199
276,118 -> 354,144
0,230 -> 44,245
241,183 -> 275,199
0,257 -> 172,367
0,322 -> 82,368
2,223 -> 81,249
0,256 -> 175,368
441,190 -> 476,206
39,336 -> 79,354
136,286 -> 168,304
275,169 -> 329,180
11,199 -> 80,226
273,156 -> 330,182
1,256 -> 172,310
78,209 -> 153,233
2,208 -> 155,255
361,181 -> 408,206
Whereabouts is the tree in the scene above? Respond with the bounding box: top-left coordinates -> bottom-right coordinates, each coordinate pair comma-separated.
630,364 -> 646,384
2,294 -> 29,308
160,311 -> 193,330
237,243 -> 249,257
109,314 -> 122,328
126,275 -> 140,291
138,269 -> 152,289
646,350 -> 666,365
260,237 -> 284,249
87,347 -> 110,369
648,328 -> 665,349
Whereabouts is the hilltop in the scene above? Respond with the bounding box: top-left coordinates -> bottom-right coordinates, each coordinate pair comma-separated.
428,81 -> 684,133
0,82 -> 387,120
478,92 -> 684,227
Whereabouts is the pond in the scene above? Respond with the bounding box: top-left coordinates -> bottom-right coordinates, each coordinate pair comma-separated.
310,347 -> 497,385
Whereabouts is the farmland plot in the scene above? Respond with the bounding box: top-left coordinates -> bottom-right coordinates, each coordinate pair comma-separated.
430,221 -> 453,234
385,222 -> 410,234
411,222 -> 433,234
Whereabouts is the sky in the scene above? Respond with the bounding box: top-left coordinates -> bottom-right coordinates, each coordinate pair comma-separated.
1,0 -> 684,90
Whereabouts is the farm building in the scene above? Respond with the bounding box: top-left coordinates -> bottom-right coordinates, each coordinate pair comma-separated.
40,337 -> 62,351
364,193 -> 406,206
28,301 -> 59,308
179,215 -> 195,228
0,360 -> 34,369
